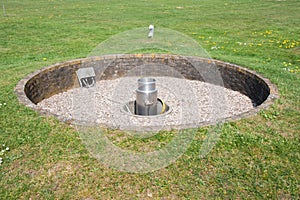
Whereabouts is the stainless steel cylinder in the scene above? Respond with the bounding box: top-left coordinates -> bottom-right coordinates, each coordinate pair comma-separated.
135,77 -> 158,116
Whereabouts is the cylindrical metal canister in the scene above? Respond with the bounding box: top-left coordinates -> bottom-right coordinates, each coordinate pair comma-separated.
135,77 -> 158,116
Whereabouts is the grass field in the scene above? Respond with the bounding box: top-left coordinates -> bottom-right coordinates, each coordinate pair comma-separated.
0,0 -> 299,199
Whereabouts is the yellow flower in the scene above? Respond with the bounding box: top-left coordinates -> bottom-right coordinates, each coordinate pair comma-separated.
265,30 -> 272,35
282,39 -> 289,45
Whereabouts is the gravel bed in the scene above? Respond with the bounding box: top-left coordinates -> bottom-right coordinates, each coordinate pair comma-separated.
36,77 -> 254,131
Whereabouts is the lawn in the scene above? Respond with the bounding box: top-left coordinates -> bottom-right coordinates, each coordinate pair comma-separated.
0,0 -> 299,199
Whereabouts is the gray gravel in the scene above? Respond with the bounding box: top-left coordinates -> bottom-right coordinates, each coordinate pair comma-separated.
36,77 -> 253,131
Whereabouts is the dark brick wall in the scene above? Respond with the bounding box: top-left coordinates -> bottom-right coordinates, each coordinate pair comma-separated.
19,54 -> 275,107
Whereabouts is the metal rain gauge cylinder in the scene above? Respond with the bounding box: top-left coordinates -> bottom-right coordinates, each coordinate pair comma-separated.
135,77 -> 158,116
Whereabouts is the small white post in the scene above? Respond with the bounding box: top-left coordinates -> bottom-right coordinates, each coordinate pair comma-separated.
2,0 -> 6,17
148,25 -> 154,38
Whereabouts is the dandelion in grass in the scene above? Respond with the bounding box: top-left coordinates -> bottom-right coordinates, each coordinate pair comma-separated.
265,30 -> 272,35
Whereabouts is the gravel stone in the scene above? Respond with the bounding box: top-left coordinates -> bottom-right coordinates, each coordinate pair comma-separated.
36,77 -> 253,131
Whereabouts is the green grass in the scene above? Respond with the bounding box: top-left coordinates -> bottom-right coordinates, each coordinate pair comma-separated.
0,0 -> 299,199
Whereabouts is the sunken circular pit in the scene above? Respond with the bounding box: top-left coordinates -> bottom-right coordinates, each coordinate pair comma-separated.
15,54 -> 278,131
